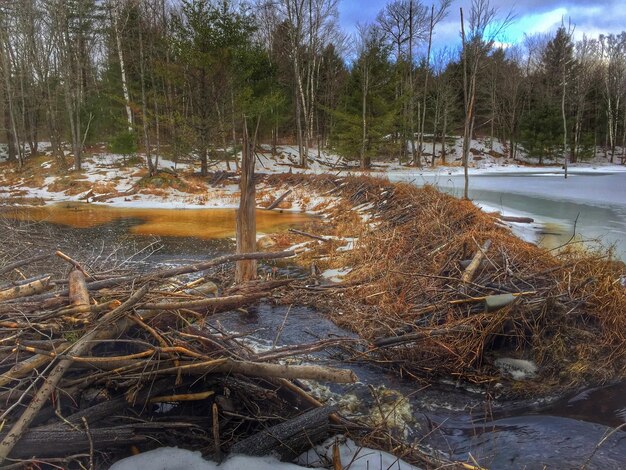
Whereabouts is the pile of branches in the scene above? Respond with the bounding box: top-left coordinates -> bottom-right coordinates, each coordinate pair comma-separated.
0,247 -> 363,468
268,173 -> 626,392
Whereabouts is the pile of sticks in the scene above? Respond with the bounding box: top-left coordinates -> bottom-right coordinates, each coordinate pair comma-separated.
0,249 -> 358,467
268,173 -> 626,391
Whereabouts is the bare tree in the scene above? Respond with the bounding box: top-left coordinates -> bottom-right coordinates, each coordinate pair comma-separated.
430,47 -> 455,166
278,0 -> 339,167
570,37 -> 598,163
460,0 -> 512,199
416,0 -> 450,166
0,8 -> 23,168
599,33 -> 626,164
109,0 -> 133,133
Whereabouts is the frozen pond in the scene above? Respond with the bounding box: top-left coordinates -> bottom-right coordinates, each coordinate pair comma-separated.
389,169 -> 626,260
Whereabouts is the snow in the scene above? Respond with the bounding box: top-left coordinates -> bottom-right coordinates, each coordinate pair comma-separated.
2,138 -> 625,211
298,437 -> 420,469
109,448 -> 304,470
109,438 -> 421,470
336,238 -> 357,252
321,267 -> 352,282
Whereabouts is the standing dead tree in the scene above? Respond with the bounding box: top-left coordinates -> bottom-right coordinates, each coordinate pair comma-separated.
235,117 -> 257,283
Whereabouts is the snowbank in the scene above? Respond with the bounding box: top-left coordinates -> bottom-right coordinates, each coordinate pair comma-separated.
109,438 -> 420,470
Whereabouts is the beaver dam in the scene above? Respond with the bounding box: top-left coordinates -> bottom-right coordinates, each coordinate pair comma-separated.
259,174 -> 626,391
1,173 -> 625,468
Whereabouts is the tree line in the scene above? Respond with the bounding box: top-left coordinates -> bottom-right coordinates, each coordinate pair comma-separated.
1,0 -> 625,174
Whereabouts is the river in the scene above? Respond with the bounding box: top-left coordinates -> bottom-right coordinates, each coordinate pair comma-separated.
2,198 -> 626,469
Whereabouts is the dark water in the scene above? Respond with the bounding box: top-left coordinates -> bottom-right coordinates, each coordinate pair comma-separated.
3,207 -> 625,469
214,302 -> 626,469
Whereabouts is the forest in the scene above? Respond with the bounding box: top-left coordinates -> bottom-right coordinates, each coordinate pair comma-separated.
1,0 -> 626,174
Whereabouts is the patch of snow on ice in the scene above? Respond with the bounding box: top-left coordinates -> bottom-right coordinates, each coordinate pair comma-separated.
336,238 -> 357,252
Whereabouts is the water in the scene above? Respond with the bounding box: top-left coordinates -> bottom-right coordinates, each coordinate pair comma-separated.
213,302 -> 626,469
388,170 -> 626,260
3,201 -> 625,468
2,202 -> 313,240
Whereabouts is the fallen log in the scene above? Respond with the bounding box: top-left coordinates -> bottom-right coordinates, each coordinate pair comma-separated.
141,292 -> 267,311
0,275 -> 53,291
0,253 -> 53,277
0,343 -> 70,387
373,325 -> 473,348
0,276 -> 53,302
54,299 -> 122,318
288,228 -> 328,242
448,291 -> 536,306
0,426 -> 145,459
38,380 -> 177,430
142,358 -> 357,383
265,189 -> 292,210
499,215 -> 534,224
229,405 -> 337,459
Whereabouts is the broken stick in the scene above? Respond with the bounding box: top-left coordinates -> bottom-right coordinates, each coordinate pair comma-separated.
461,240 -> 492,285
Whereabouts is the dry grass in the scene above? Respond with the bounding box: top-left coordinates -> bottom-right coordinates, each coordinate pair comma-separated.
268,173 -> 626,394
47,177 -> 92,195
136,172 -> 207,195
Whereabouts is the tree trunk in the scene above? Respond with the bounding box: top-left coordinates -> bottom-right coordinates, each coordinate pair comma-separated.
138,24 -> 154,176
1,36 -> 23,168
562,74 -> 568,179
441,107 -> 447,163
418,6 -> 434,167
361,61 -> 369,170
200,147 -> 208,176
113,2 -> 133,132
235,118 -> 257,283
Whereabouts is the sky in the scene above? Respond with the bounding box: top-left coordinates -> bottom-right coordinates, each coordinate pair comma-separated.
338,0 -> 626,53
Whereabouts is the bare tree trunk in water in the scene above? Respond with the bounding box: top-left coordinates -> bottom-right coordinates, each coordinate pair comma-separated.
418,6 -> 434,167
562,73 -> 568,179
235,117 -> 257,283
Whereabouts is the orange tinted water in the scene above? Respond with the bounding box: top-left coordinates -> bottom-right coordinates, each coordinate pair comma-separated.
5,203 -> 312,239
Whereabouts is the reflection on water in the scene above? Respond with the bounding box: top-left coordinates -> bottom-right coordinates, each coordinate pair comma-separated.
2,202 -> 313,239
